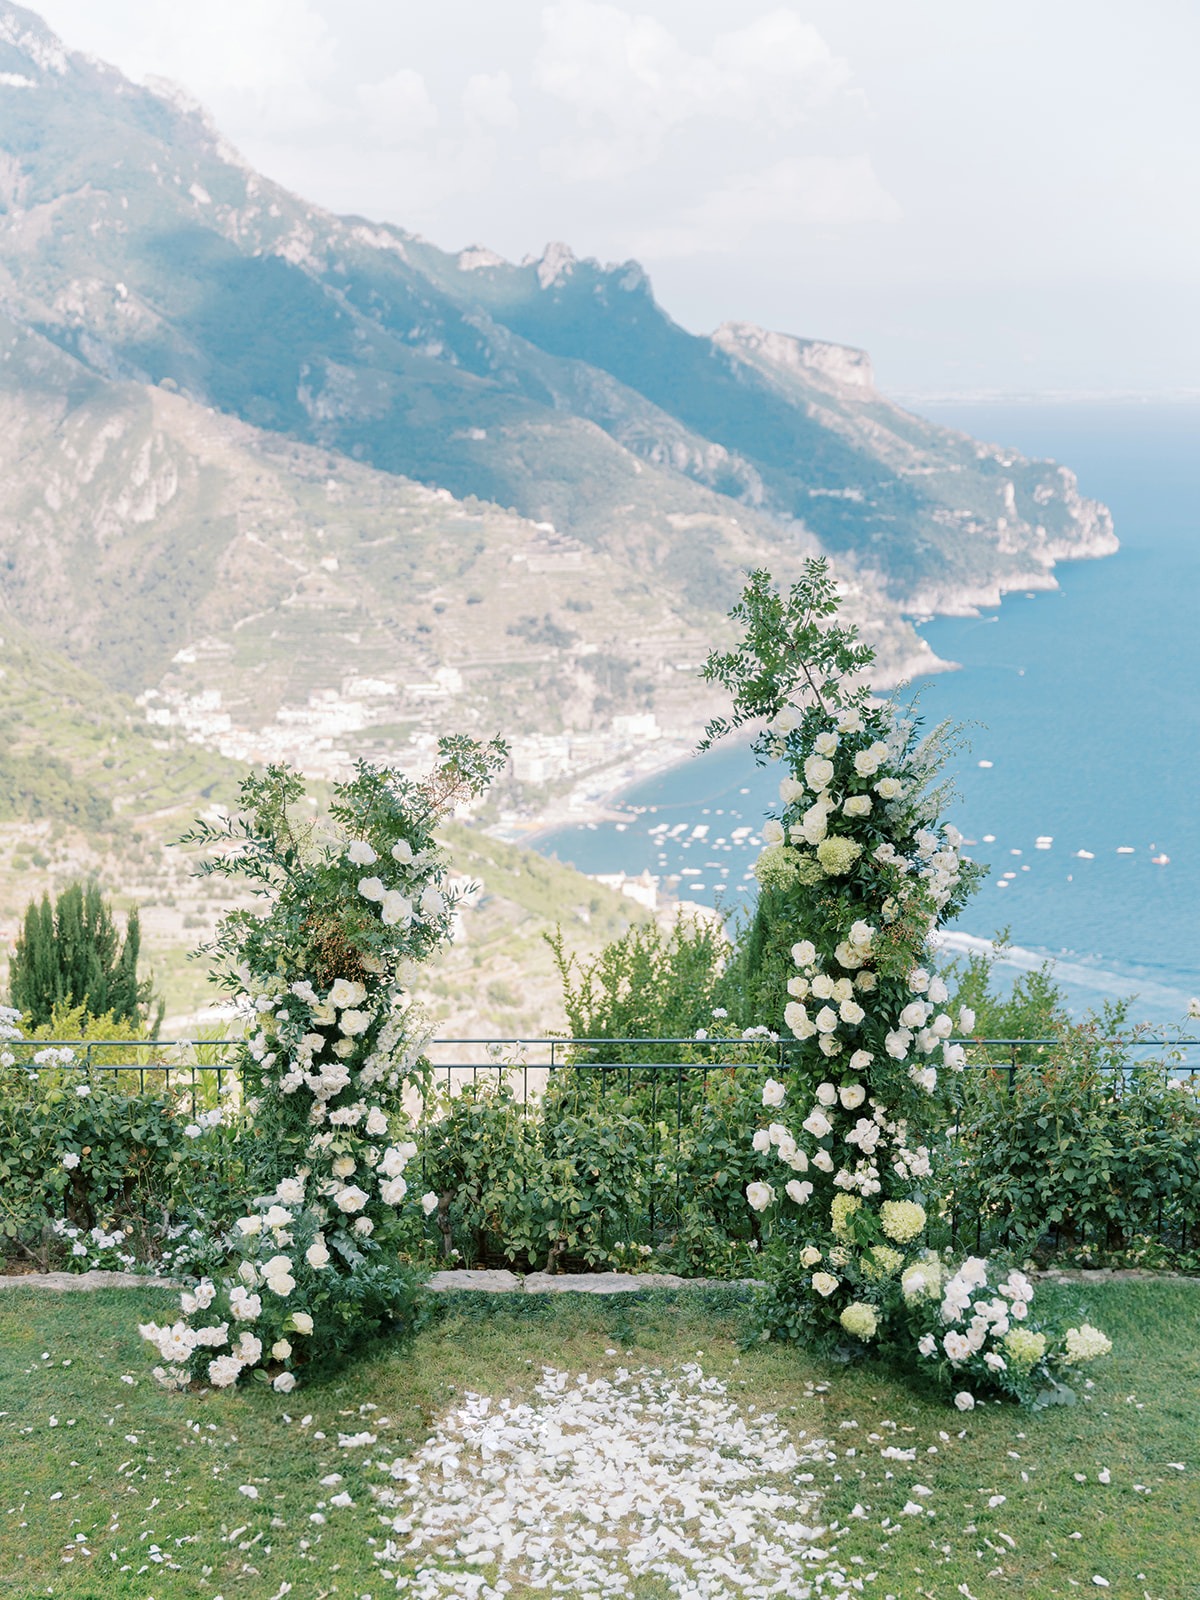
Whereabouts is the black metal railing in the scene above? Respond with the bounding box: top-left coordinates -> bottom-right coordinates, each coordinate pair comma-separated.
6,1034 -> 1199,1263
7,1033 -> 1199,1111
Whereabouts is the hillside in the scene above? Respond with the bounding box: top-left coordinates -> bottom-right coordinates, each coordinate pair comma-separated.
0,4 -> 1114,663
0,3 -> 1119,1031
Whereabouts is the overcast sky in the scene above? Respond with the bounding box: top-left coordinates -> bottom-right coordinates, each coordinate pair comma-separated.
31,0 -> 1200,394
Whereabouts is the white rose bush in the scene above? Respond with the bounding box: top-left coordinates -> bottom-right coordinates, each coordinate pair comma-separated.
701,560 -> 1111,1407
139,739 -> 506,1392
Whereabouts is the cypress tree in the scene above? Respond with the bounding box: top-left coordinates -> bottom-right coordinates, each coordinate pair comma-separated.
8,881 -> 151,1028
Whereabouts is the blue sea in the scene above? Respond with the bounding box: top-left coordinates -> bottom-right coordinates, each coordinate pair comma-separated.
536,402 -> 1200,1027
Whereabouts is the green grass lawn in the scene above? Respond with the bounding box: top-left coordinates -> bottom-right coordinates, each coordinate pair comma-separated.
1,1280 -> 1197,1599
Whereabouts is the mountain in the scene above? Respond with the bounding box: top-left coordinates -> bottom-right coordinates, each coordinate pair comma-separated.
0,5 -> 1113,662
0,3 -> 1117,1026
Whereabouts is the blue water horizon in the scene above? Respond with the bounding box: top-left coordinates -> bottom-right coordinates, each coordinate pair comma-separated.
536,400 -> 1200,1028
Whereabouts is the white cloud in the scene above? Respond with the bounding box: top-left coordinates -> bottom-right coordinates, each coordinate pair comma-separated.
356,69 -> 440,145
536,1 -> 851,177
462,70 -> 518,131
634,154 -> 900,257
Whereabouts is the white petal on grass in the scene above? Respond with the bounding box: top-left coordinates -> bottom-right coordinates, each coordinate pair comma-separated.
370,1362 -> 837,1595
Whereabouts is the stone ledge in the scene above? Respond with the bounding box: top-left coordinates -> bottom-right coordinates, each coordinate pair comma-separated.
0,1269 -> 182,1293
1,1267 -> 763,1296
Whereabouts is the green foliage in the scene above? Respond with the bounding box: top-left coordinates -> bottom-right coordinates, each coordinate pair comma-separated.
940,929 -> 1072,1058
548,916 -> 729,1061
8,880 -> 157,1029
949,1015 -> 1200,1258
420,1078 -> 649,1272
699,558 -> 874,753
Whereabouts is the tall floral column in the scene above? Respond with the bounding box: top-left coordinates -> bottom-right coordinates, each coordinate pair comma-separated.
705,562 -> 1110,1406
140,740 -> 507,1391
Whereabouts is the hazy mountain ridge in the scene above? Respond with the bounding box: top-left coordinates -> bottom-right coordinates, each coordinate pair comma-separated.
0,3 -> 1119,1030
0,3 -> 1112,623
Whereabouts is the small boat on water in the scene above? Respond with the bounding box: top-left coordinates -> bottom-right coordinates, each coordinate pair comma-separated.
1152,853 -> 1170,865
1075,849 -> 1095,860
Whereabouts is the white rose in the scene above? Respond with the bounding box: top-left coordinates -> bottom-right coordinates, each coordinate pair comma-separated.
779,777 -> 805,804
837,708 -> 863,734
335,1185 -> 368,1214
839,998 -> 865,1025
784,1001 -> 814,1039
380,1176 -> 408,1206
885,1029 -> 912,1059
353,1217 -> 374,1236
839,1083 -> 866,1109
340,1009 -> 371,1037
811,1272 -> 839,1297
918,1333 -> 937,1357
954,1391 -> 975,1411
849,1049 -> 873,1072
62,1152 -> 81,1170
900,1000 -> 929,1028
265,1273 -> 296,1297
378,1145 -> 410,1177
959,1006 -> 976,1033
792,940 -> 817,968
843,794 -> 872,818
291,1312 -> 314,1335
391,838 -> 414,864
418,886 -> 444,923
787,974 -> 810,998
275,1178 -> 304,1205
785,1179 -> 813,1206
274,1372 -> 297,1393
381,890 -> 413,927
263,1205 -> 292,1229
328,978 -> 367,1008
855,970 -> 877,992
802,1108 -> 833,1139
358,876 -> 386,902
421,1192 -> 439,1216
752,1128 -> 772,1154
762,819 -> 785,845
813,730 -> 839,757
804,755 -> 834,791
811,1149 -> 835,1173
799,1245 -> 822,1267
815,1006 -> 839,1035
815,1081 -> 838,1107
746,1181 -> 776,1213
236,1215 -> 263,1236
271,1339 -> 293,1360
931,1012 -> 954,1038
927,975 -> 949,1005
762,1077 -> 786,1108
800,802 -> 831,844
908,967 -> 931,993
347,840 -> 377,866
365,1107 -> 388,1137
305,1238 -> 330,1269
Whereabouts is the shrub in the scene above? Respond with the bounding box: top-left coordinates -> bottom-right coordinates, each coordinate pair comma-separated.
420,1076 -> 650,1272
948,1012 -> 1200,1258
548,916 -> 728,1061
9,881 -> 159,1030
0,1007 -> 199,1267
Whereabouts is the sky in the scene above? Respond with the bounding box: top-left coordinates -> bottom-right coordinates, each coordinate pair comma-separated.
28,0 -> 1200,395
